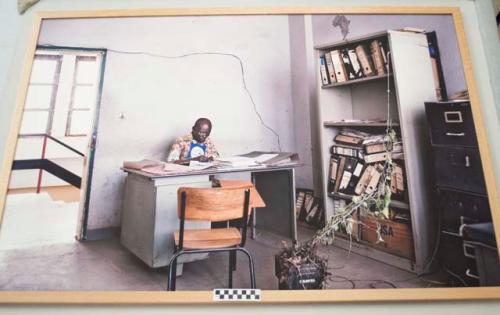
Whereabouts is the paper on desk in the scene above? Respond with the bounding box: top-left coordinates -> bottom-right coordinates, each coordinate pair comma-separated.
141,163 -> 190,174
253,153 -> 279,163
123,159 -> 163,170
188,161 -> 214,170
213,156 -> 259,167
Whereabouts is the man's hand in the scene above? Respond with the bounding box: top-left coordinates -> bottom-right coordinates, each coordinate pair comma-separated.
198,156 -> 213,163
173,159 -> 190,165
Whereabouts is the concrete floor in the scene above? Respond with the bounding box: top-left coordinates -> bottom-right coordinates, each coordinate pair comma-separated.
0,192 -> 448,291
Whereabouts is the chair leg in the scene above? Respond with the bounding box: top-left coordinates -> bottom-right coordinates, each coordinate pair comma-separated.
238,248 -> 256,289
231,250 -> 237,271
228,251 -> 234,288
167,252 -> 183,291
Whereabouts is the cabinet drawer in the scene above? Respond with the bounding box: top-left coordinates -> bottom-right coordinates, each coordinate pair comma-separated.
439,190 -> 491,233
425,101 -> 477,147
433,146 -> 486,194
439,231 -> 478,286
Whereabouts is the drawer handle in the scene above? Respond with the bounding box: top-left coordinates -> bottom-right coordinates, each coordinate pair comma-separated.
446,132 -> 465,137
463,242 -> 476,259
466,269 -> 479,280
465,155 -> 470,167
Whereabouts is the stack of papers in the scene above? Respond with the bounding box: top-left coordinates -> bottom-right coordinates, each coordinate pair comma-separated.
213,156 -> 259,168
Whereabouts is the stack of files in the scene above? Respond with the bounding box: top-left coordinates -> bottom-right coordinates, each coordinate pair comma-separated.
296,189 -> 324,227
213,156 -> 259,168
328,156 -> 365,195
319,38 -> 389,86
239,151 -> 299,166
328,128 -> 406,199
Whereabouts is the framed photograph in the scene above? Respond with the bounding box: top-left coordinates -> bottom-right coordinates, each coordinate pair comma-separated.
0,6 -> 499,304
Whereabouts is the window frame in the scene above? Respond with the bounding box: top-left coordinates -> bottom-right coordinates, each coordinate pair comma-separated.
20,54 -> 62,136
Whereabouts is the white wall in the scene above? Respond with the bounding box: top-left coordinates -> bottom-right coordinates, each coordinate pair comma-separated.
38,16 -> 296,229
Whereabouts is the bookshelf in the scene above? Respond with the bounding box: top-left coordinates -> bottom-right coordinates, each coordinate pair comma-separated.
315,30 -> 438,274
328,192 -> 410,210
321,73 -> 392,88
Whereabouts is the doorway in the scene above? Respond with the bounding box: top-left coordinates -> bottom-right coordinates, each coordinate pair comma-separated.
2,47 -> 106,249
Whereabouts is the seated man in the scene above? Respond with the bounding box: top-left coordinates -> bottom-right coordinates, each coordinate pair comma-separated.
167,118 -> 219,164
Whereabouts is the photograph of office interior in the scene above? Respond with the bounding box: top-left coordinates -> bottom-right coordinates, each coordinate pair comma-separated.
0,12 -> 498,292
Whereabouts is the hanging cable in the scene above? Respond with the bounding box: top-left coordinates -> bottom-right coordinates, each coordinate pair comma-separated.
42,44 -> 283,151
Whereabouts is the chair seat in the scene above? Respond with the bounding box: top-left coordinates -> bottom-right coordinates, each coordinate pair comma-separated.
174,228 -> 242,249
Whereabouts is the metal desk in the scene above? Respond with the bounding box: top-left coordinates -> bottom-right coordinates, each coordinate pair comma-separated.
120,163 -> 299,268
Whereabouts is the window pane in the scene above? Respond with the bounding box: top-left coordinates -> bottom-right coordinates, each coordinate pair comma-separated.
30,58 -> 59,84
72,86 -> 96,109
24,85 -> 53,109
76,59 -> 97,84
69,110 -> 92,135
19,111 -> 49,134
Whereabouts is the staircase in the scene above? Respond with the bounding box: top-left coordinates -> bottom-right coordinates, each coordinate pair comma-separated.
11,134 -> 85,190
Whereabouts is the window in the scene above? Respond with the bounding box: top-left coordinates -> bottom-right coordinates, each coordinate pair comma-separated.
19,49 -> 103,138
66,56 -> 99,136
19,55 -> 62,135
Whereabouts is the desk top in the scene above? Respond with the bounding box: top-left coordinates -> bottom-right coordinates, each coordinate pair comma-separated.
122,162 -> 302,180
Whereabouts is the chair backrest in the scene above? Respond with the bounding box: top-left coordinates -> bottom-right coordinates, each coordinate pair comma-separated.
217,180 -> 266,208
177,187 -> 250,222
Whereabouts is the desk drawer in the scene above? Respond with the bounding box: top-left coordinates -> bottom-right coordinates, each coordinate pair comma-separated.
425,101 -> 477,147
439,190 -> 491,233
433,146 -> 486,194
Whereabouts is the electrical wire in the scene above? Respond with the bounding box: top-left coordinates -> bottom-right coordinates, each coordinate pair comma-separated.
327,275 -> 397,289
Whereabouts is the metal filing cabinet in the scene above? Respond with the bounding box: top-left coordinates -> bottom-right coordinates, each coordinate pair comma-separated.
425,100 -> 492,286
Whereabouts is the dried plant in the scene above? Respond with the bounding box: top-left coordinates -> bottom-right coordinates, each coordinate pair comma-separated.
276,128 -> 398,289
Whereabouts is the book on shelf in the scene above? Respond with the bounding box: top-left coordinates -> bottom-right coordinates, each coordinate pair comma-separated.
338,157 -> 363,195
354,164 -> 374,195
347,49 -> 363,78
355,44 -> 375,77
370,40 -> 387,76
364,163 -> 383,195
341,48 -> 358,80
328,156 -> 339,191
333,156 -> 347,193
339,128 -> 371,138
392,162 -> 405,193
319,56 -> 330,85
330,49 -> 348,82
330,144 -> 365,159
363,151 -> 389,164
324,52 -> 337,84
334,133 -> 365,146
364,141 -> 402,154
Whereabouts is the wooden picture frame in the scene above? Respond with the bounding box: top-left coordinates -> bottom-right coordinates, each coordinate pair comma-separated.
0,6 -> 499,304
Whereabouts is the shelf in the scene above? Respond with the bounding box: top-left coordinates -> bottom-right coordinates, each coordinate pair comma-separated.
323,121 -> 400,128
314,31 -> 388,50
321,73 -> 391,88
328,192 -> 410,210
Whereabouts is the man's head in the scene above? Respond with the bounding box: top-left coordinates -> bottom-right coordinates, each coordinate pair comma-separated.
192,118 -> 212,143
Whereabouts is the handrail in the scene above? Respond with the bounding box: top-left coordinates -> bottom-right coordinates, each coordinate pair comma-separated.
17,133 -> 85,193
19,133 -> 85,156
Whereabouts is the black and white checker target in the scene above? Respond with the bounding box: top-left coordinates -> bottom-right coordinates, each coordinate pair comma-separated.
213,289 -> 261,301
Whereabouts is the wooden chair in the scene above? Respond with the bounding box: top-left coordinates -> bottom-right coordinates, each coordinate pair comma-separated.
167,186 -> 256,291
217,180 -> 265,238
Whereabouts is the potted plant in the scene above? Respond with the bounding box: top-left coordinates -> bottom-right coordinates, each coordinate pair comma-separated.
275,128 -> 398,290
